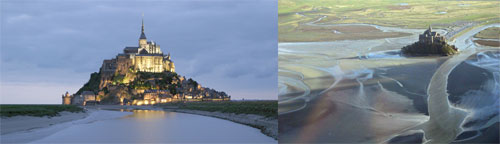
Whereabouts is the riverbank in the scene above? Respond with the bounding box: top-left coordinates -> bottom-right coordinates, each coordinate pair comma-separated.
0,104 -> 87,135
0,111 -> 88,135
1,109 -> 131,143
165,108 -> 278,140
0,104 -> 85,117
161,101 -> 278,140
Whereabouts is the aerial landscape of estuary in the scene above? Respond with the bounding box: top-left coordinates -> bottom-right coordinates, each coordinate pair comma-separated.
278,0 -> 499,143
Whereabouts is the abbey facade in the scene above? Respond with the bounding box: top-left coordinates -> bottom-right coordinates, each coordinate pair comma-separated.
418,26 -> 445,44
99,19 -> 175,89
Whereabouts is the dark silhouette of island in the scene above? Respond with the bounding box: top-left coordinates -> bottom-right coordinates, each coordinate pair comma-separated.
402,26 -> 458,56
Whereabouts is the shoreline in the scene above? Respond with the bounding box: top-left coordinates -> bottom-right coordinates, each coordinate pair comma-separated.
164,108 -> 278,140
0,110 -> 89,135
1,110 -> 92,143
1,109 -> 132,143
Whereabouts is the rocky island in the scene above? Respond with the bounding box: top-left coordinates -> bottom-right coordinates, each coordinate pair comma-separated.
402,26 -> 459,56
63,18 -> 230,106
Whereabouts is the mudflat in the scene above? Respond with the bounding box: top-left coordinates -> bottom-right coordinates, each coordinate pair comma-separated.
474,40 -> 500,47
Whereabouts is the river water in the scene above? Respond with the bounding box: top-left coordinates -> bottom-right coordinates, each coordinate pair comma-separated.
25,110 -> 276,143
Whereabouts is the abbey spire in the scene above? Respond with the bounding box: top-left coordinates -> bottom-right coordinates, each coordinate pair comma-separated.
140,14 -> 147,40
139,14 -> 147,47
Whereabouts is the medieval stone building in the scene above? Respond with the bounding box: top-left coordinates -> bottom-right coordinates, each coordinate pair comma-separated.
62,92 -> 72,105
100,18 -> 175,74
419,26 -> 445,44
61,91 -> 98,106
99,18 -> 175,89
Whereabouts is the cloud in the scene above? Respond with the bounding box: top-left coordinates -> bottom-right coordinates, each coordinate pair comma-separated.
0,0 -> 277,103
6,14 -> 32,23
52,28 -> 81,34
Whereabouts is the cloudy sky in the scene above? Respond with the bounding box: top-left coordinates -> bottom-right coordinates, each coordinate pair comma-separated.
0,0 -> 277,104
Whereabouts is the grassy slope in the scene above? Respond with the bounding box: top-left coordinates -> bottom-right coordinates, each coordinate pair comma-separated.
279,0 -> 500,42
158,101 -> 278,118
0,105 -> 84,117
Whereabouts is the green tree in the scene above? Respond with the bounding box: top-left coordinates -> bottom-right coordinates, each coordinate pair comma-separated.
76,72 -> 101,95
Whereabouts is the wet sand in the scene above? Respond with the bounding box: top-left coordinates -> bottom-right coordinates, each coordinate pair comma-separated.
0,111 -> 88,135
453,122 -> 499,143
166,109 -> 278,140
448,58 -> 492,103
278,23 -> 500,143
1,109 -> 131,143
448,51 -> 500,143
474,40 -> 500,47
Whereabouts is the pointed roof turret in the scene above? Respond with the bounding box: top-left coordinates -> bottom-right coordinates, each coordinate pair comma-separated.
140,14 -> 147,39
423,25 -> 432,35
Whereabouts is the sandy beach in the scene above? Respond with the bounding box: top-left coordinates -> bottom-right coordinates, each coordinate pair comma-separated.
1,109 -> 132,143
1,111 -> 88,135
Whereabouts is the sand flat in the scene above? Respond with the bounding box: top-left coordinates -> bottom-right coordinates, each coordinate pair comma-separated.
0,111 -> 88,135
1,109 -> 131,143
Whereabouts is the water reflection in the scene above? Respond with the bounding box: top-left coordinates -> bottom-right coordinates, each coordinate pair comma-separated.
123,110 -> 168,119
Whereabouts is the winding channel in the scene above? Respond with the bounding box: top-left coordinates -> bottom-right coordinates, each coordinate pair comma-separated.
425,24 -> 499,143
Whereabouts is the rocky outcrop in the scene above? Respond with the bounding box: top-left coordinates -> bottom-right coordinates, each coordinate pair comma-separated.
75,70 -> 230,105
402,41 -> 458,56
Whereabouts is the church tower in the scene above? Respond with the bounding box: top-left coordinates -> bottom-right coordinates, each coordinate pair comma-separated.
139,15 -> 147,48
62,91 -> 72,105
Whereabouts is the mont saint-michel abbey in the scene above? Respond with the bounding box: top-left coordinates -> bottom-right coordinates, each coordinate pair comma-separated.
402,25 -> 458,56
63,18 -> 231,105
99,19 -> 175,89
418,26 -> 445,44
102,19 -> 175,74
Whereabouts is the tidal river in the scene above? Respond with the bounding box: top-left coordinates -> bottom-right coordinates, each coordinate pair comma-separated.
4,109 -> 276,143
